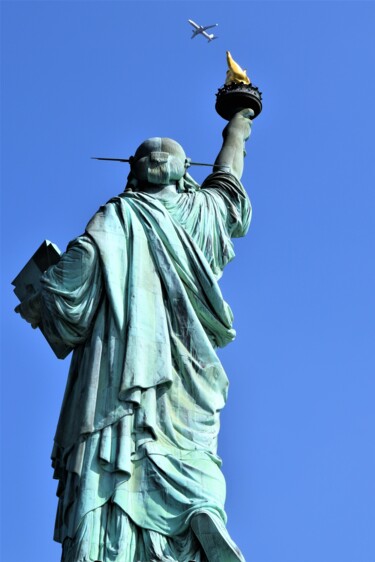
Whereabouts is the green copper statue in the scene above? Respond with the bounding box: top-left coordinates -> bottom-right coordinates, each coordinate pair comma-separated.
15,107 -> 254,562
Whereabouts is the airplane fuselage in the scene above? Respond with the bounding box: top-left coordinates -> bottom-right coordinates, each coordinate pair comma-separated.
188,19 -> 218,42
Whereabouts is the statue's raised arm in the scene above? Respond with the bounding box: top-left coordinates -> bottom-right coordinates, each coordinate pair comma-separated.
214,108 -> 254,180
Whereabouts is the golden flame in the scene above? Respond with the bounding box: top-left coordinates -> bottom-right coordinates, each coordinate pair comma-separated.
225,51 -> 251,85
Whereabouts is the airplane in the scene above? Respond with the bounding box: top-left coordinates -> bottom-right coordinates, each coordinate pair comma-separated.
188,19 -> 218,42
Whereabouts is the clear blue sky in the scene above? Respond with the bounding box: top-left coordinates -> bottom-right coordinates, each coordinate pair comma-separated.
1,2 -> 375,561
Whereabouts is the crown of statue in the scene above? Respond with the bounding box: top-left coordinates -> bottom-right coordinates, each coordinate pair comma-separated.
91,157 -> 214,168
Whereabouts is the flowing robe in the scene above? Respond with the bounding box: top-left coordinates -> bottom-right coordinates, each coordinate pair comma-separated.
40,172 -> 251,559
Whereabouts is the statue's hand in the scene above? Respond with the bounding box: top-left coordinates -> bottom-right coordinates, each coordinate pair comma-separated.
223,108 -> 254,142
237,107 -> 255,120
15,293 -> 42,329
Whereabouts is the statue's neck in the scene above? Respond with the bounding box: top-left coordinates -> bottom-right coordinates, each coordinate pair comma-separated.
136,183 -> 178,198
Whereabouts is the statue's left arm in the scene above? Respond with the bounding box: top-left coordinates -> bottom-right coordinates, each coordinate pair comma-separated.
15,234 -> 103,348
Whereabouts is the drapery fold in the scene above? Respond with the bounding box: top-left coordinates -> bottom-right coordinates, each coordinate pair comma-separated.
39,172 -> 251,552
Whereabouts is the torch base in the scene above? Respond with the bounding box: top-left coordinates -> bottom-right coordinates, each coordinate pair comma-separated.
215,83 -> 263,121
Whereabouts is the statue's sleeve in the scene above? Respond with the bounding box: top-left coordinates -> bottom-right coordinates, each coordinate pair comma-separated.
200,171 -> 252,238
39,234 -> 103,347
176,171 -> 251,278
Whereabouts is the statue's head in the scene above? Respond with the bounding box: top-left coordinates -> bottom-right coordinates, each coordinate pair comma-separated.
130,137 -> 187,186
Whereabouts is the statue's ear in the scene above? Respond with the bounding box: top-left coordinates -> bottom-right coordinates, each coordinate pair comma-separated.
124,170 -> 138,192
177,177 -> 185,193
183,172 -> 201,192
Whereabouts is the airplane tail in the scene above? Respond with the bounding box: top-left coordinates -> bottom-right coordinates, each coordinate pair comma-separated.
208,35 -> 218,42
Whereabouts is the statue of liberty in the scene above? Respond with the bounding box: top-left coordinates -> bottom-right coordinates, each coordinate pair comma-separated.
15,107 -> 254,562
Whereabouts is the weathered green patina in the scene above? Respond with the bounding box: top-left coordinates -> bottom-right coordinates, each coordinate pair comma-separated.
16,110 -> 253,562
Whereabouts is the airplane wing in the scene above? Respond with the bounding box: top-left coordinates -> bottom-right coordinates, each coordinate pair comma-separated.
188,20 -> 201,30
202,24 -> 218,31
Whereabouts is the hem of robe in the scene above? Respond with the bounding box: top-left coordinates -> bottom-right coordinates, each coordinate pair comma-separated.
53,425 -> 227,545
59,501 -> 209,562
58,503 -> 244,562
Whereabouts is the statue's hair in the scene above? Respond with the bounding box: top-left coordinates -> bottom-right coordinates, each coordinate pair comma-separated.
124,138 -> 201,192
124,170 -> 201,193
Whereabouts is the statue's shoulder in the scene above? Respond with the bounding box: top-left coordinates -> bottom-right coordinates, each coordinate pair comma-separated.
86,194 -> 131,237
